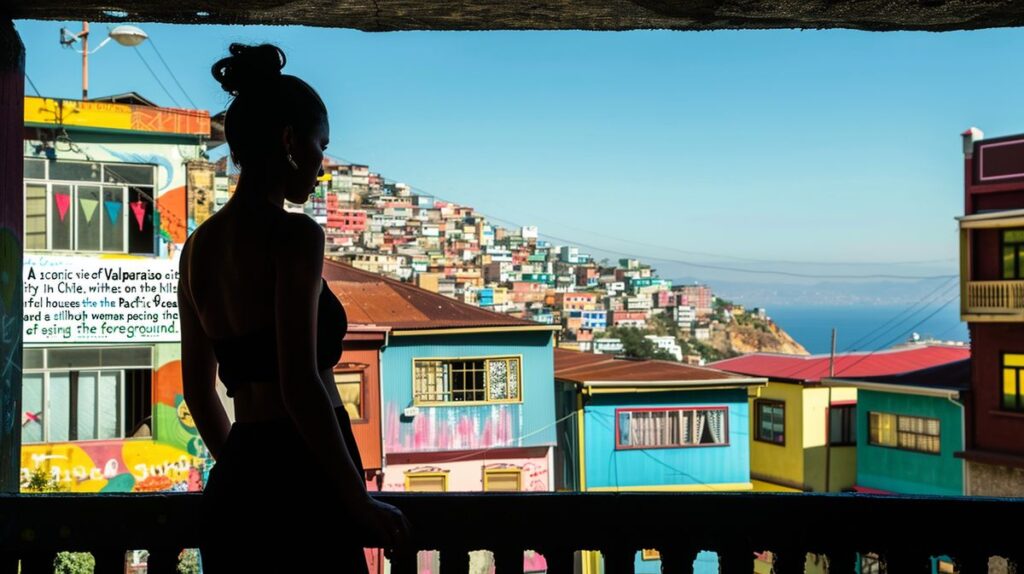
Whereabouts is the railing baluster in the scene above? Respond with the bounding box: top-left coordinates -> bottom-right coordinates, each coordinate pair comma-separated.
145,547 -> 179,574
537,547 -> 574,574
493,547 -> 523,573
824,550 -> 857,574
439,547 -> 470,574
771,548 -> 803,574
720,547 -> 754,574
390,549 -> 419,574
884,551 -> 928,574
659,548 -> 696,574
602,548 -> 636,574
92,548 -> 125,574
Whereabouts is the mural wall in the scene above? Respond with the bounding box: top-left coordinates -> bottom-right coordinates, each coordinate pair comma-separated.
20,342 -> 210,493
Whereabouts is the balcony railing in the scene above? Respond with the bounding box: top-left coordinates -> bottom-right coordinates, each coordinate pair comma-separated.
964,280 -> 1024,318
1,492 -> 1021,573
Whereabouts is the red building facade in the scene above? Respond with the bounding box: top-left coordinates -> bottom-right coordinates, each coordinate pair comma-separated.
957,129 -> 1024,496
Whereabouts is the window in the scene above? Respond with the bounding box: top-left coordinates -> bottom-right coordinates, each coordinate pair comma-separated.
616,407 -> 728,449
483,468 -> 521,491
21,347 -> 152,444
413,356 -> 521,404
1002,229 -> 1024,280
1003,354 -> 1024,412
869,412 -> 940,454
23,159 -> 156,255
755,400 -> 785,445
829,404 -> 856,446
641,550 -> 661,561
334,371 -> 364,420
405,472 -> 447,492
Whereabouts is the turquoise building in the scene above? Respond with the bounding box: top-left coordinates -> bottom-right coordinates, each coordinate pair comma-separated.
825,359 -> 970,574
825,359 -> 969,496
554,348 -> 765,574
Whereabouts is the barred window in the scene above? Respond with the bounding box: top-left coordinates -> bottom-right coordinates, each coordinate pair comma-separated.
616,407 -> 728,449
413,357 -> 521,404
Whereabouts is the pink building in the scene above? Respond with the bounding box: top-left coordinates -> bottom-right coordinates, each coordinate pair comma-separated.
653,290 -> 676,308
609,310 -> 648,328
555,292 -> 597,311
327,207 -> 368,233
675,284 -> 713,317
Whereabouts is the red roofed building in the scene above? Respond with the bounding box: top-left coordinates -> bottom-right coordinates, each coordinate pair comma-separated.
554,349 -> 765,572
323,261 -> 559,574
711,344 -> 970,493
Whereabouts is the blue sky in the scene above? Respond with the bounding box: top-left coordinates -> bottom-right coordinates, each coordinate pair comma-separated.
15,20 -> 1024,281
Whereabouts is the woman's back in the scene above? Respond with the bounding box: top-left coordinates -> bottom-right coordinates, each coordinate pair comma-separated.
184,197 -> 282,340
182,196 -> 345,421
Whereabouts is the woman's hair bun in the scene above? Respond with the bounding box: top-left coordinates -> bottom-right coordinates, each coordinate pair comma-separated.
211,43 -> 287,97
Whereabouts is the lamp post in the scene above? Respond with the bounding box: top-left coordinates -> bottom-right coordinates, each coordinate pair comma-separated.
59,23 -> 148,100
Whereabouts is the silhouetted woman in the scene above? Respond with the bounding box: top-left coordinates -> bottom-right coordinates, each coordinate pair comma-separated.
178,43 -> 409,572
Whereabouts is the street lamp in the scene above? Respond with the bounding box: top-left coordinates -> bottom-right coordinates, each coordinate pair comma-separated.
59,23 -> 149,100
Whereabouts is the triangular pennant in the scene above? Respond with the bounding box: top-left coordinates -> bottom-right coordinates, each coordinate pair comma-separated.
79,198 -> 98,223
54,192 -> 70,222
105,200 -> 122,225
130,201 -> 147,231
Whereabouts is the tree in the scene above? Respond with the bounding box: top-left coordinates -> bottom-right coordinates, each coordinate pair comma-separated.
608,326 -> 678,361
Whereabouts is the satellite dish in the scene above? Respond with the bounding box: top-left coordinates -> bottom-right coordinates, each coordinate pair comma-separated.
109,25 -> 148,47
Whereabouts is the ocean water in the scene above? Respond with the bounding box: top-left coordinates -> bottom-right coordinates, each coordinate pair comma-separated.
767,304 -> 968,355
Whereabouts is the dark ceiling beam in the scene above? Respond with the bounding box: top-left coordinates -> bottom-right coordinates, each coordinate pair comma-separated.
8,0 -> 1024,32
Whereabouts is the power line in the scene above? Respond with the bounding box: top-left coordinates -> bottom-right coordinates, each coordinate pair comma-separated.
132,46 -> 181,108
146,37 -> 197,108
324,157 -> 957,272
515,213 -> 956,267
839,276 -> 959,353
25,73 -> 42,97
331,168 -> 956,282
832,292 -> 962,378
772,281 -> 960,381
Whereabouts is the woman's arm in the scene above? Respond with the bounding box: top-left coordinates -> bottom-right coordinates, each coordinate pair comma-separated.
178,240 -> 231,461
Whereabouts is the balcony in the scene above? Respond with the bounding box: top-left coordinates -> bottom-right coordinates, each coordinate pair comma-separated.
963,280 -> 1024,321
958,208 -> 1024,322
2,492 -> 1021,573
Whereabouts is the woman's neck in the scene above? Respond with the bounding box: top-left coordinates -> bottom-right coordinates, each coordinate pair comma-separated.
232,169 -> 287,210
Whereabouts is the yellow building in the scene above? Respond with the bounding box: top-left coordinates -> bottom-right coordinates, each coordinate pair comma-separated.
713,345 -> 971,494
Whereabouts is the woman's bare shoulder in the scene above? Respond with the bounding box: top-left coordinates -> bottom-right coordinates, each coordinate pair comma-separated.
275,212 -> 325,249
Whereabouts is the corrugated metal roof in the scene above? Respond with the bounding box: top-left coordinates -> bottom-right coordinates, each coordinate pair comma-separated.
832,358 -> 971,392
709,345 -> 971,383
323,260 -> 537,330
554,348 -> 755,385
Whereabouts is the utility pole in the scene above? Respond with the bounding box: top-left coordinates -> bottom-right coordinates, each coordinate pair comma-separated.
825,328 -> 836,492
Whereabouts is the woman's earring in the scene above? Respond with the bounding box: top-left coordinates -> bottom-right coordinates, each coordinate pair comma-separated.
286,153 -> 299,170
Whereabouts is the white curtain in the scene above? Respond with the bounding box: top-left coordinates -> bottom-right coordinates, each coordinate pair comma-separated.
704,410 -> 725,444
693,410 -> 706,445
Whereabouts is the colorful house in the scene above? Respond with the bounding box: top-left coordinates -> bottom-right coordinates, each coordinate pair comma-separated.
711,344 -> 971,493
824,360 -> 970,496
957,129 -> 1024,499
20,94 -> 213,493
324,262 -> 560,573
553,349 -> 766,574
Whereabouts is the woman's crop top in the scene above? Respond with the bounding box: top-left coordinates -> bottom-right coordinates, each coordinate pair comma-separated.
211,278 -> 347,398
